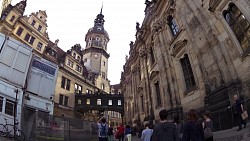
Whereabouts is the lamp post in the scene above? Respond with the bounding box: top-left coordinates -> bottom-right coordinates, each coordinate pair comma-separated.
14,89 -> 18,138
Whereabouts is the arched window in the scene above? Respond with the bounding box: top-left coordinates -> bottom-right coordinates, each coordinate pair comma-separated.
168,16 -> 179,36
224,3 -> 250,52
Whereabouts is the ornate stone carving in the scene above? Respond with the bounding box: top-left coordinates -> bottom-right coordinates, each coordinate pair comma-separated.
152,20 -> 164,34
171,39 -> 187,57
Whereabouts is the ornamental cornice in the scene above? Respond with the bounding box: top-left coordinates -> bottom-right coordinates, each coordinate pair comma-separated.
208,0 -> 223,12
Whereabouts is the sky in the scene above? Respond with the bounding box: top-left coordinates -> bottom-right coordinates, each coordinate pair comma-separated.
11,0 -> 146,85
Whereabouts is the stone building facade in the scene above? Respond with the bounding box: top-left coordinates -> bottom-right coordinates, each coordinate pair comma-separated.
120,0 -> 250,129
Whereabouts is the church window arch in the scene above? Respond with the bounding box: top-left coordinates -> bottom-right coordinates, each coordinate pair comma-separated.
223,3 -> 250,53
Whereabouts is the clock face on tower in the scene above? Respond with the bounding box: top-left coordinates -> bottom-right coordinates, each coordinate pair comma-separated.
94,53 -> 99,59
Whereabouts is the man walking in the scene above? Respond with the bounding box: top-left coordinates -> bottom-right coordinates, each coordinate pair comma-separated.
233,95 -> 247,131
151,109 -> 178,141
141,123 -> 153,141
97,117 -> 108,141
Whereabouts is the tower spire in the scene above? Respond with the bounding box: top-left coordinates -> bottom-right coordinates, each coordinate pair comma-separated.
100,2 -> 103,15
94,3 -> 105,27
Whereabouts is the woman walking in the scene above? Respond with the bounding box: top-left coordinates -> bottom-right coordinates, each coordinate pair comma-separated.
182,109 -> 204,141
203,111 -> 214,141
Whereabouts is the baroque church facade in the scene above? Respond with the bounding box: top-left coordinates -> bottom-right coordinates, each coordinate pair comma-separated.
120,0 -> 250,130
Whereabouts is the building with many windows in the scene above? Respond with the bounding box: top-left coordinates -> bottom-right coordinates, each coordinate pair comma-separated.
121,0 -> 250,130
52,43 -> 99,118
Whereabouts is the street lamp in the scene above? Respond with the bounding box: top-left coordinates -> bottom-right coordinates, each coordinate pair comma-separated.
14,89 -> 18,138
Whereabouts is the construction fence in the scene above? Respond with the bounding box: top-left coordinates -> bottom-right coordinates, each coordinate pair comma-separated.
22,108 -> 98,141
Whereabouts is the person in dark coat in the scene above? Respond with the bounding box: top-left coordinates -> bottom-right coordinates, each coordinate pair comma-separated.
233,94 -> 247,131
182,109 -> 204,141
151,109 -> 178,141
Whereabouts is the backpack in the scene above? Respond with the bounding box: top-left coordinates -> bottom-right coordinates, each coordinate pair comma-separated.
100,124 -> 107,138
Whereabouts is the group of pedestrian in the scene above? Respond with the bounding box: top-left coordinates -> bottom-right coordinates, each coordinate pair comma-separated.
97,94 -> 247,141
97,117 -> 132,141
139,109 -> 214,141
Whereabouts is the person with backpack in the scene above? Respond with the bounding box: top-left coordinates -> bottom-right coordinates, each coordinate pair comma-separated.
97,117 -> 109,141
182,109 -> 205,141
151,109 -> 178,141
124,125 -> 132,141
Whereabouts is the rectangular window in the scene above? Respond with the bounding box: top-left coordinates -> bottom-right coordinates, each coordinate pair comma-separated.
5,99 -> 15,116
61,76 -> 66,88
37,42 -> 43,51
155,81 -> 162,107
76,65 -> 82,72
86,99 -> 90,105
24,33 -> 35,45
102,72 -> 106,79
31,20 -> 36,26
0,96 -> 3,112
118,100 -> 121,106
108,100 -> 112,105
16,27 -> 23,36
64,96 -> 68,106
66,79 -> 70,90
24,33 -> 31,42
75,83 -> 82,94
67,59 -> 74,68
38,25 -> 42,31
180,54 -> 196,90
97,99 -> 101,105
59,94 -> 63,105
29,36 -> 35,45
61,76 -> 70,91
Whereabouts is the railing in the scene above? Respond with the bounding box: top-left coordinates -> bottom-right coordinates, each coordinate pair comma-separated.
207,98 -> 250,131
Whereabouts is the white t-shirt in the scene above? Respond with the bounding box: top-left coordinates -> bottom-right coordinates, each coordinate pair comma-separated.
141,128 -> 153,141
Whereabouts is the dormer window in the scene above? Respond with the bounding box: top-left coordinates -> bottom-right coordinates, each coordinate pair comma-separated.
89,37 -> 92,41
96,37 -> 100,41
77,56 -> 80,60
38,25 -> 42,32
73,53 -> 76,58
9,15 -> 15,22
40,16 -> 43,19
97,27 -> 102,31
31,20 -> 36,26
37,42 -> 43,51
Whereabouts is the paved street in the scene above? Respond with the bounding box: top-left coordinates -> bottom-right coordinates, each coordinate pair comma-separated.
1,124 -> 250,141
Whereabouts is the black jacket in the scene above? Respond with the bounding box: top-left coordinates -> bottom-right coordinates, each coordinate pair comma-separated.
151,122 -> 178,141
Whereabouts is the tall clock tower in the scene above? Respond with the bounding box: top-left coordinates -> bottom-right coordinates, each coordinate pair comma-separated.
82,7 -> 110,93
